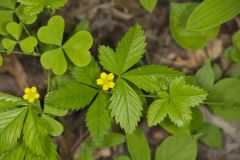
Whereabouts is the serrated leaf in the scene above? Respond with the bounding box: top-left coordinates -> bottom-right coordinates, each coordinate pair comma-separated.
41,114 -> 64,137
63,31 -> 93,67
207,78 -> 240,121
147,77 -> 207,127
126,128 -> 151,160
40,48 -> 67,75
0,92 -> 27,109
195,60 -> 215,91
0,107 -> 27,154
70,57 -> 100,87
19,36 -> 38,54
170,2 -> 219,50
45,82 -> 97,110
0,10 -> 14,35
139,0 -> 157,12
1,143 -> 26,160
198,122 -> 222,148
122,64 -> 183,93
109,78 -> 143,133
23,108 -> 58,159
86,92 -> 111,144
155,136 -> 197,160
99,24 -> 146,75
186,0 -> 240,31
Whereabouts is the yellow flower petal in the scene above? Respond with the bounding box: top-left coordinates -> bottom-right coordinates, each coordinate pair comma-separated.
97,79 -> 103,85
103,85 -> 109,91
108,82 -> 115,88
108,73 -> 114,80
34,93 -> 40,99
24,88 -> 31,94
28,98 -> 35,103
23,94 -> 29,100
100,72 -> 107,79
31,87 -> 37,93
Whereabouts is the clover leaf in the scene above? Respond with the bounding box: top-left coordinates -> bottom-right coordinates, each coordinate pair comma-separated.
37,16 -> 93,75
0,1 -> 37,35
2,22 -> 38,54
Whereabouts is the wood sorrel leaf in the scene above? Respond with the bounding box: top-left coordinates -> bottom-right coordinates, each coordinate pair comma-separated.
19,36 -> 38,54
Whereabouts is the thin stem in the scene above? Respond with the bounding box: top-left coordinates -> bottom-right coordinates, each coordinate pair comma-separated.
0,50 -> 40,57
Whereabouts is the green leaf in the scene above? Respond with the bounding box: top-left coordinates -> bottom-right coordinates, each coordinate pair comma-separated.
0,107 -> 27,154
70,57 -> 100,87
195,60 -> 215,91
99,24 -> 146,75
0,55 -> 3,66
109,78 -> 143,133
207,78 -> 240,121
161,118 -> 191,137
1,143 -> 26,160
114,156 -> 131,160
45,82 -> 97,110
0,92 -> 27,109
17,0 -> 67,15
198,122 -> 222,148
170,2 -> 219,50
6,22 -> 22,41
15,5 -> 37,24
126,128 -> 151,160
186,0 -> 240,31
122,64 -> 183,93
76,145 -> 94,160
155,136 -> 197,160
19,36 -> 38,54
63,31 -> 93,67
190,107 -> 203,131
40,48 -> 67,75
86,92 -> 111,144
0,0 -> 16,9
139,0 -> 157,12
41,114 -> 64,137
43,105 -> 68,117
233,30 -> 240,51
2,39 -> 17,53
0,10 -> 14,35
147,77 -> 207,127
37,16 -> 64,46
23,108 -> 58,159
73,19 -> 90,33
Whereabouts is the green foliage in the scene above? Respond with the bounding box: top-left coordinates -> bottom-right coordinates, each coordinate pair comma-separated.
170,2 -> 219,50
110,78 -> 143,133
197,122 -> 222,148
186,0 -> 240,31
148,77 -> 207,127
195,60 -> 215,91
126,128 -> 151,160
2,22 -> 38,54
45,82 -> 97,110
99,24 -> 146,75
17,0 -> 67,15
207,78 -> 240,121
114,156 -> 131,160
139,0 -> 158,13
38,16 -> 93,75
41,114 -> 64,136
155,136 -> 197,160
86,92 -> 111,144
122,64 -> 183,93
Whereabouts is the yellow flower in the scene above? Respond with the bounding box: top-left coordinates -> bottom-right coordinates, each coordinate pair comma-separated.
96,72 -> 115,91
23,87 -> 40,103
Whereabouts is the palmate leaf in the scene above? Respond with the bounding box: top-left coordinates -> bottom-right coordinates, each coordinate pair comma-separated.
122,64 -> 183,93
23,108 -> 58,159
99,24 -> 146,75
45,82 -> 97,110
86,92 -> 111,144
0,107 -> 28,154
147,77 -> 207,127
109,78 -> 143,133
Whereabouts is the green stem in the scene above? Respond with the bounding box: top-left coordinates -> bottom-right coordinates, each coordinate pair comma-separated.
0,50 -> 40,57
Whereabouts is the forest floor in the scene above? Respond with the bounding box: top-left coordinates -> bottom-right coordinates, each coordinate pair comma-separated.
1,0 -> 240,160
